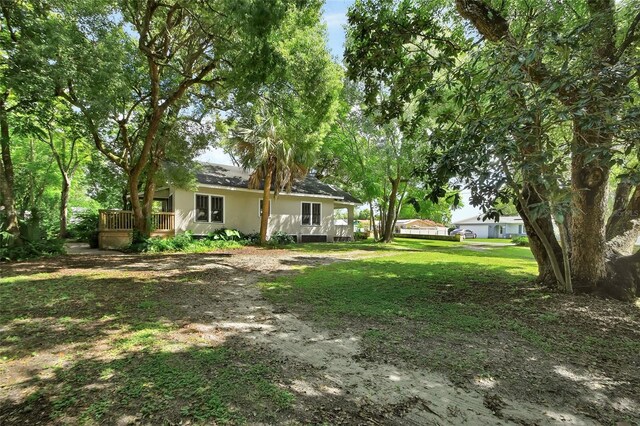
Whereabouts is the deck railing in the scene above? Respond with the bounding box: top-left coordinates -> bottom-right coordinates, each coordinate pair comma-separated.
99,210 -> 175,232
151,212 -> 175,232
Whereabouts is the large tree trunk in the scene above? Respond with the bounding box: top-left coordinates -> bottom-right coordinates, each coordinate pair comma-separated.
59,174 -> 70,239
129,175 -> 147,240
0,99 -> 20,245
569,121 -> 611,292
382,175 -> 401,243
130,118 -> 162,238
515,190 -> 564,287
369,201 -> 378,240
140,160 -> 160,238
260,167 -> 273,245
455,0 -> 639,300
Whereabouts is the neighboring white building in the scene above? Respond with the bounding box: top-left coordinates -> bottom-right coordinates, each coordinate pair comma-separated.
452,215 -> 526,239
394,219 -> 449,236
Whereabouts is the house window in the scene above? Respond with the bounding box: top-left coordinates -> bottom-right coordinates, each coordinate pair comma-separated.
259,199 -> 271,217
302,202 -> 321,226
194,194 -> 224,223
211,196 -> 224,223
518,225 -> 523,234
195,195 -> 209,222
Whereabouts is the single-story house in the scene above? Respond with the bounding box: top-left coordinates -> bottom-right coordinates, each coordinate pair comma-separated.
98,163 -> 360,248
452,215 -> 527,239
394,219 -> 448,235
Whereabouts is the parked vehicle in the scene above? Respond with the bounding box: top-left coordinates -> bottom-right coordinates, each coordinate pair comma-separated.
449,228 -> 477,239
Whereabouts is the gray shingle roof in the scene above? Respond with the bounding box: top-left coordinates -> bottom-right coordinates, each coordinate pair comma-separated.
454,215 -> 524,225
195,162 -> 361,204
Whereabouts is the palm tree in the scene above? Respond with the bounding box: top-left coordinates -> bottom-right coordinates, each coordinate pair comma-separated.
228,114 -> 311,244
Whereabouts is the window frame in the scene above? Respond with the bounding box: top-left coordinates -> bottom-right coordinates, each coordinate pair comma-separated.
194,193 -> 210,223
194,193 -> 225,224
301,201 -> 322,226
210,195 -> 225,224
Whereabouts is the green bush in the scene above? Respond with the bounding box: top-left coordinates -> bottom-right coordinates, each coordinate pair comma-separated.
241,232 -> 260,245
69,211 -> 99,248
268,231 -> 295,246
511,236 -> 529,246
354,230 -> 369,241
129,231 -> 247,253
207,228 -> 242,241
0,224 -> 65,261
0,218 -> 66,261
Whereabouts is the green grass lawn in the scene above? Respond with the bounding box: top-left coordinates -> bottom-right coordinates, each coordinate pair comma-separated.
0,264 -> 293,425
465,238 -> 513,243
2,239 -> 639,424
262,238 -> 640,422
263,239 -> 539,335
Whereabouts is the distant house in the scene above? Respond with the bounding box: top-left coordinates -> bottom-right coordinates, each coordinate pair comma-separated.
452,215 -> 526,239
98,162 -> 360,248
394,219 -> 449,236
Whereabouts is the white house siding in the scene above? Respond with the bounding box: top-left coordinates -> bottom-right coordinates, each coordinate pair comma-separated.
463,225 -> 490,238
171,186 -> 342,241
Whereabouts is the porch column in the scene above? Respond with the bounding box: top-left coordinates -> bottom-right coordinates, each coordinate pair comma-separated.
347,205 -> 354,240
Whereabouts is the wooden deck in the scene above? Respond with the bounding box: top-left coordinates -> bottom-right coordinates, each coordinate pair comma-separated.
98,210 -> 175,249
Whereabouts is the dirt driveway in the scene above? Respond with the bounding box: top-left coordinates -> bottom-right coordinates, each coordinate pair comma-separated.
0,248 -> 613,424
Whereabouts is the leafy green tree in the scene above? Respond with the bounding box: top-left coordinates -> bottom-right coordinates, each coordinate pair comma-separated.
399,186 -> 457,224
317,80 -> 420,242
346,0 -> 640,299
0,1 -> 58,244
228,109 -> 308,244
225,5 -> 342,244
32,102 -> 90,237
55,0 -> 302,237
316,81 -> 385,238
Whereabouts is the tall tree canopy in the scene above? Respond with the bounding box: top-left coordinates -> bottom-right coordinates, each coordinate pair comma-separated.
53,0 -> 315,237
346,0 -> 640,299
225,4 -> 342,244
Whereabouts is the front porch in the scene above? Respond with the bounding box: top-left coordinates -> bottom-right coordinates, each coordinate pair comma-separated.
333,202 -> 355,242
98,210 -> 175,249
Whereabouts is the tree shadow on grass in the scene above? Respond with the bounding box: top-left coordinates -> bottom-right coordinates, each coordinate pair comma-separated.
0,257 -> 390,424
0,254 -> 271,361
3,249 -> 639,424
0,337 -> 295,425
261,257 -> 640,423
